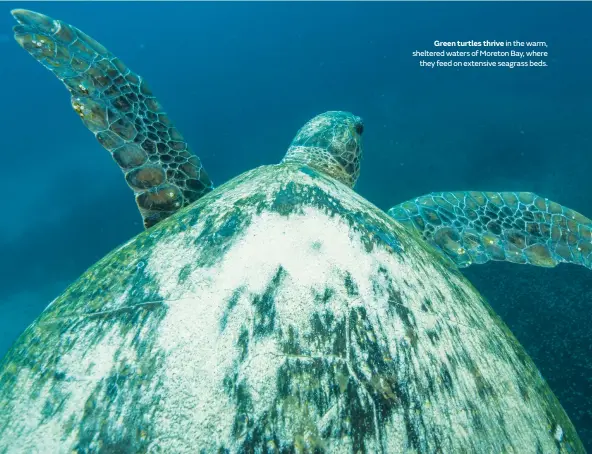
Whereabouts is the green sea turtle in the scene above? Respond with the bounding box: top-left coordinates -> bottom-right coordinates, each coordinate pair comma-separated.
0,9 -> 588,453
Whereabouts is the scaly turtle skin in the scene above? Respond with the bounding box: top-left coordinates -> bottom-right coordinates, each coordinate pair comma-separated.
11,8 -> 214,228
389,191 -> 592,269
0,9 -> 586,453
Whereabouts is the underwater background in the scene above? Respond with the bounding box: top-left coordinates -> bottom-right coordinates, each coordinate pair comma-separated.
0,1 -> 590,449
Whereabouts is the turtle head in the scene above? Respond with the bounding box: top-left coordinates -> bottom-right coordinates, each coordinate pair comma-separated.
282,111 -> 364,188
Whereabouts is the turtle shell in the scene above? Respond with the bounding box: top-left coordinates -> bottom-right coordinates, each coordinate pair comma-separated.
0,164 -> 583,453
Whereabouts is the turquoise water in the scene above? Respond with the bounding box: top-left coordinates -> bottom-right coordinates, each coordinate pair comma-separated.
0,2 -> 590,448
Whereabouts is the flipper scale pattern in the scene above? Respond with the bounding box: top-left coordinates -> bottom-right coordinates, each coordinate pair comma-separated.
389,191 -> 592,269
12,9 -> 214,228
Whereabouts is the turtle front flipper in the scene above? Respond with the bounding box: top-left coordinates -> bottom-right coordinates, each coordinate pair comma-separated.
388,191 -> 592,269
12,9 -> 213,228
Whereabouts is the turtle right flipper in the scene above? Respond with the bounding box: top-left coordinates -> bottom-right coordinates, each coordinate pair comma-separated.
388,191 -> 592,270
12,9 -> 213,228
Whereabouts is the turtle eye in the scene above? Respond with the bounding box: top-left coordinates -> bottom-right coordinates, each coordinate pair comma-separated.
355,122 -> 364,135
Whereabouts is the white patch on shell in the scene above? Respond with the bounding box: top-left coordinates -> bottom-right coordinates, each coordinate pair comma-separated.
555,424 -> 564,442
0,165 -> 581,452
2,328 -> 125,452
140,168 -> 572,451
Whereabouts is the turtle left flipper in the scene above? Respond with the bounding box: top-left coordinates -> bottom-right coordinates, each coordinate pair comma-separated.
388,191 -> 592,269
12,9 -> 213,228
